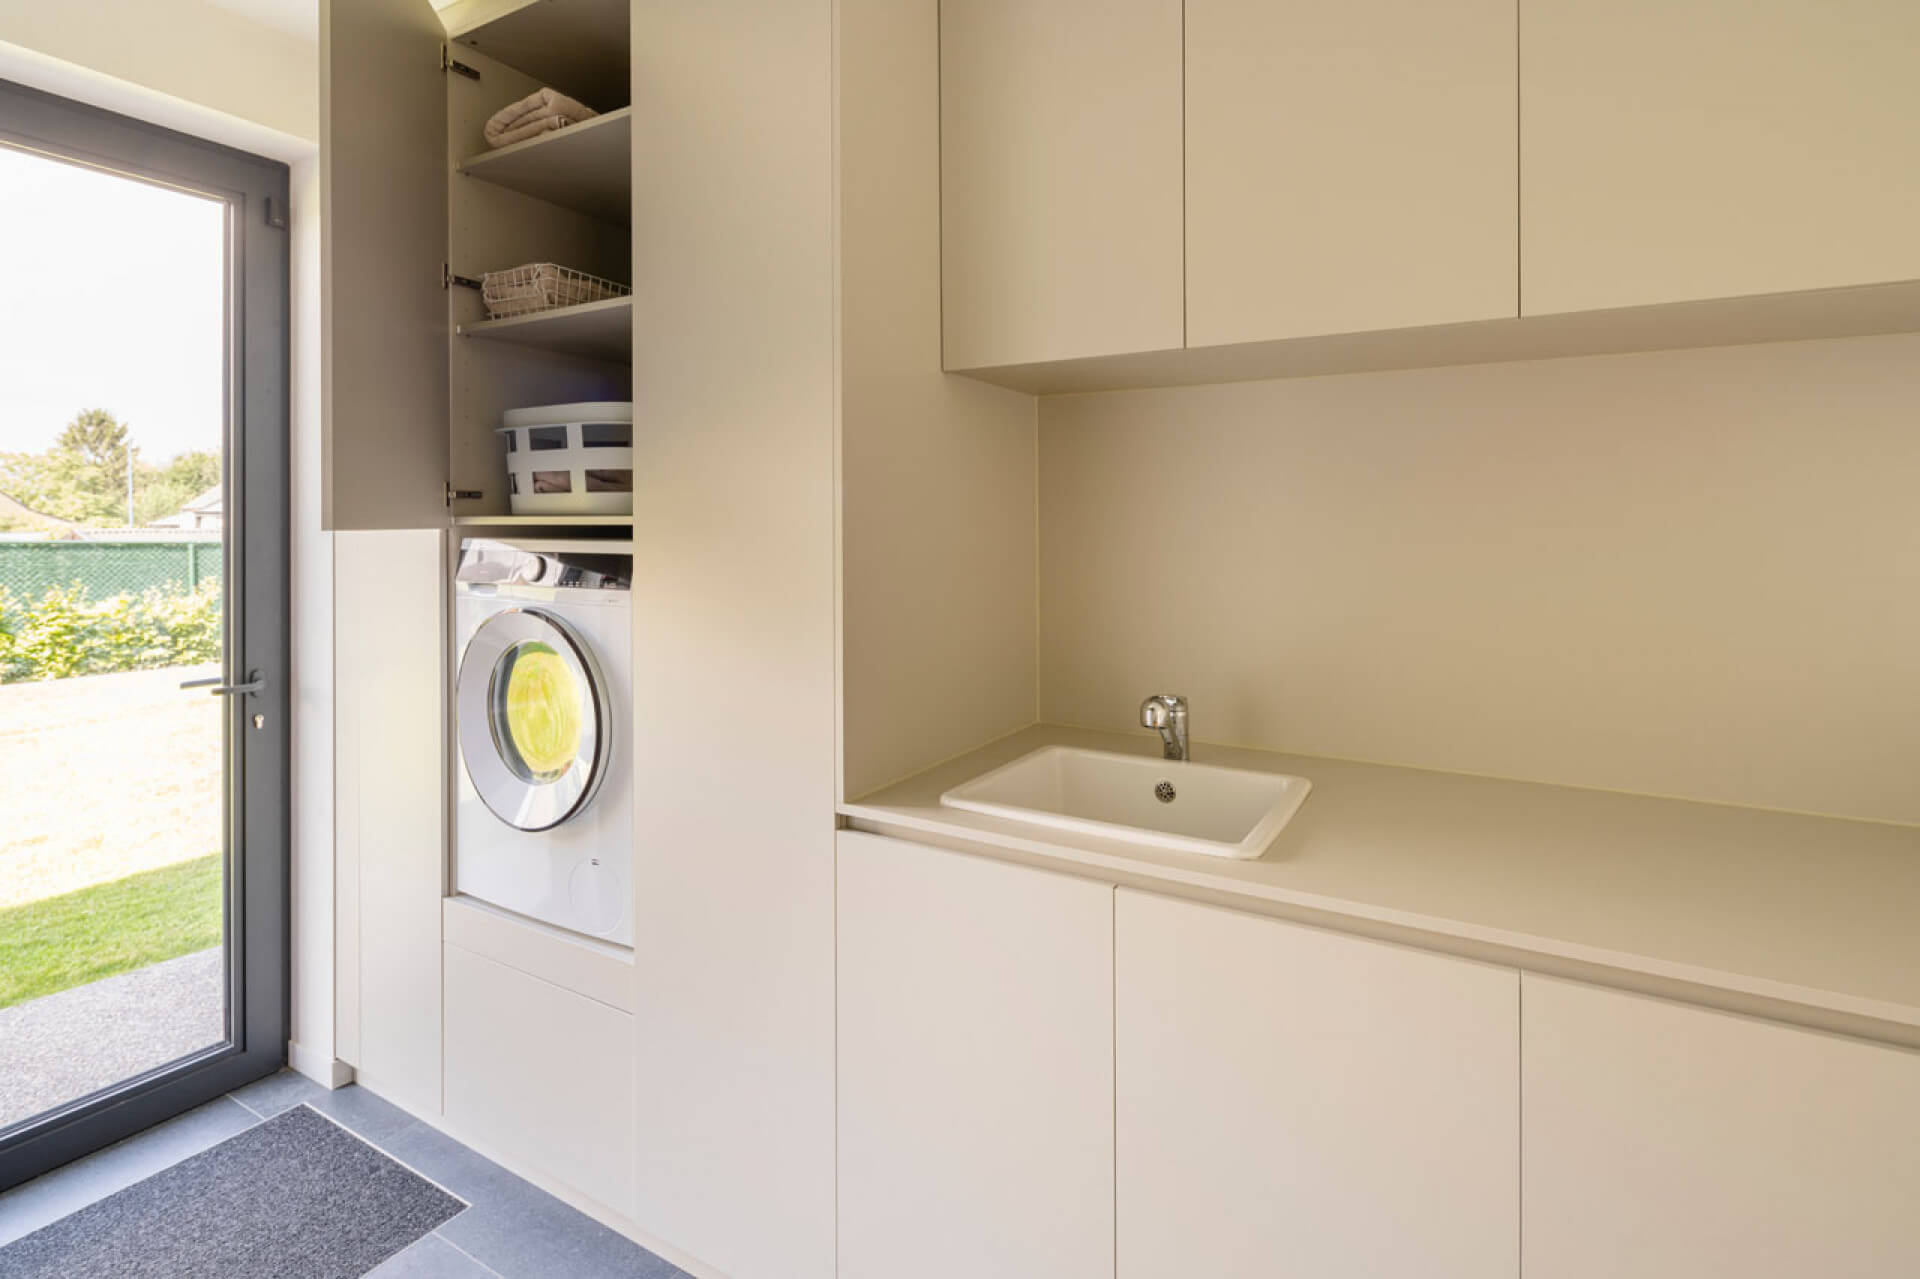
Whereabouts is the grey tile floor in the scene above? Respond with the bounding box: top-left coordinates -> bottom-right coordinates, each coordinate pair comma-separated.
0,1070 -> 689,1279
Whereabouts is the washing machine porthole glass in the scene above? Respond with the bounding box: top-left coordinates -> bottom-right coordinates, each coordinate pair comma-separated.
489,640 -> 585,785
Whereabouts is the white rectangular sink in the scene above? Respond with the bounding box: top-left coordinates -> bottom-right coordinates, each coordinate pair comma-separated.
939,746 -> 1311,860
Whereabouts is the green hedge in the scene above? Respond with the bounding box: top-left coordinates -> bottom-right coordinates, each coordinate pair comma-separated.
0,580 -> 222,683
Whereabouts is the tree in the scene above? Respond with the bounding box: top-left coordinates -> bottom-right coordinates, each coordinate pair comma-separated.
57,408 -> 132,477
133,451 -> 222,527
0,411 -> 221,528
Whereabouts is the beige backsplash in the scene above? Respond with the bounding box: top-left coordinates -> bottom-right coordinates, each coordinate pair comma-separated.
1039,332 -> 1920,825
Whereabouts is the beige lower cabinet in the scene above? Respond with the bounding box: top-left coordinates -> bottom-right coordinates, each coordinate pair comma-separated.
836,832 -> 1115,1279
441,943 -> 637,1217
1522,974 -> 1920,1278
1115,889 -> 1519,1279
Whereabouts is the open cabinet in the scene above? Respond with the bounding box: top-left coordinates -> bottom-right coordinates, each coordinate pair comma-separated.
322,0 -> 634,531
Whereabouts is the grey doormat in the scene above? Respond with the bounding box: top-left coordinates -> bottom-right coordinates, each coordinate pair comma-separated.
0,1104 -> 466,1278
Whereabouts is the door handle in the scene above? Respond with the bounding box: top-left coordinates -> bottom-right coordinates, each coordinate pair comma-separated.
181,671 -> 266,697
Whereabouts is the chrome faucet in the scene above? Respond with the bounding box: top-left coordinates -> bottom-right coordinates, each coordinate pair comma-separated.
1139,694 -> 1190,761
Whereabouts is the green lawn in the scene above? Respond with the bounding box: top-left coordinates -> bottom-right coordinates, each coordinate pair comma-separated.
0,854 -> 222,1009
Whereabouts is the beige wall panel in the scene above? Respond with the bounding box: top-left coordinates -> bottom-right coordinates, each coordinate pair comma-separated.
1523,975 -> 1920,1277
1187,0 -> 1517,346
627,4 -> 836,1277
331,529 -> 445,1113
1039,333 -> 1920,823
837,832 -> 1114,1279
940,0 -> 1183,369
1117,889 -> 1518,1278
839,0 -> 1038,801
1523,0 -> 1920,315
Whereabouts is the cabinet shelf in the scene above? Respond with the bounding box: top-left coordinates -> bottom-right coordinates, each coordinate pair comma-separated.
452,514 -> 633,527
457,296 -> 632,363
444,0 -> 630,113
458,108 -> 631,224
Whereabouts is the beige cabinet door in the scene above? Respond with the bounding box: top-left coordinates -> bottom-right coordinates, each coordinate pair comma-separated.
837,832 -> 1115,1279
331,530 -> 445,1114
442,943 -> 636,1217
1523,975 -> 1920,1278
1186,0 -> 1518,347
1522,0 -> 1920,315
321,0 -> 450,530
940,0 -> 1183,370
1116,890 -> 1518,1279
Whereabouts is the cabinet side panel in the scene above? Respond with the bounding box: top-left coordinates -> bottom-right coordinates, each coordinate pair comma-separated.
840,0 -> 1038,800
1522,974 -> 1920,1278
627,4 -> 837,1278
320,0 -> 449,529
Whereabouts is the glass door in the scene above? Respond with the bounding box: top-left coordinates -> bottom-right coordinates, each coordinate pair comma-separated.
0,78 -> 289,1189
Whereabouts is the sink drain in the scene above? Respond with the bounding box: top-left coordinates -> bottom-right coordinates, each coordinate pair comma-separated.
1154,780 -> 1176,803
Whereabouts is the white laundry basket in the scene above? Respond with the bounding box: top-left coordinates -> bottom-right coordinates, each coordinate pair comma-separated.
498,402 -> 635,515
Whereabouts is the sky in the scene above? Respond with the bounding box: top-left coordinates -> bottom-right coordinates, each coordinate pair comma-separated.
0,143 -> 226,464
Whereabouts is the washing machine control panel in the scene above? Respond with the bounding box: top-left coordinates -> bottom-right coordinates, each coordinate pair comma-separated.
456,540 -> 630,592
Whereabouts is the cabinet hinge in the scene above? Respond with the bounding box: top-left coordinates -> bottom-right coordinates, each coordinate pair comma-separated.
446,482 -> 483,507
441,45 -> 480,80
443,264 -> 482,291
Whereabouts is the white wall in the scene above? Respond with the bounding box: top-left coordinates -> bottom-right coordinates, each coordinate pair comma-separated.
838,0 -> 1038,801
0,0 -> 337,1080
1040,333 -> 1920,824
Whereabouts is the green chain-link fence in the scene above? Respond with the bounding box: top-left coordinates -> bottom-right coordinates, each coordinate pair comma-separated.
0,538 -> 222,601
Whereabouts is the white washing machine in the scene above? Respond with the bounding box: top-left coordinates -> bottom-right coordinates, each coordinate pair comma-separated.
452,538 -> 633,947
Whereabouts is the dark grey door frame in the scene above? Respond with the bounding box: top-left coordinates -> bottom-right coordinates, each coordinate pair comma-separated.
0,77 -> 291,1191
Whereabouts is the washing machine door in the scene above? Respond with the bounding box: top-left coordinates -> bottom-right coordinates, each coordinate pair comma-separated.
458,607 -> 613,832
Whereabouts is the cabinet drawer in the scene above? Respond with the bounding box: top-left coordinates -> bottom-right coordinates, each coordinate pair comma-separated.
442,942 -> 636,1217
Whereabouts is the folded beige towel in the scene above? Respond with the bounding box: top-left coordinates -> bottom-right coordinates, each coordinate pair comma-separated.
484,88 -> 598,148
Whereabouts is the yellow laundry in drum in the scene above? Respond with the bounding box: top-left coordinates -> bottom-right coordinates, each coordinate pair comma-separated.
500,643 -> 582,780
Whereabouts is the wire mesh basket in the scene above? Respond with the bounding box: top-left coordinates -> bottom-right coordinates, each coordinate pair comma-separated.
480,263 -> 631,320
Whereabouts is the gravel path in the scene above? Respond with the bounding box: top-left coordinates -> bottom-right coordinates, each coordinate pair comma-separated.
0,665 -> 220,908
0,948 -> 224,1130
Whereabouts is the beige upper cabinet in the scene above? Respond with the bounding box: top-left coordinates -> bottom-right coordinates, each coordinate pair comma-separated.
1116,890 -> 1519,1279
837,832 -> 1115,1279
940,0 -> 1184,370
321,0 -> 451,531
1523,975 -> 1920,1277
1523,0 -> 1920,315
1186,0 -> 1518,347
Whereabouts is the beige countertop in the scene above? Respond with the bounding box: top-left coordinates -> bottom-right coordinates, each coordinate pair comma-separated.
841,725 -> 1920,1042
